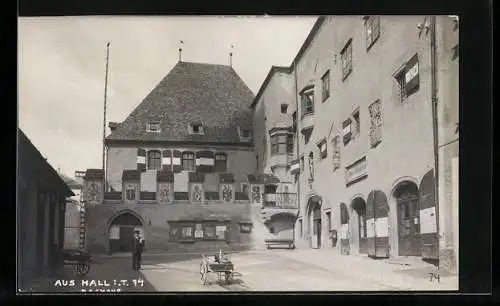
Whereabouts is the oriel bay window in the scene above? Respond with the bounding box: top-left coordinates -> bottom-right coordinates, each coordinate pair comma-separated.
147,150 -> 161,170
300,86 -> 315,117
182,151 -> 195,171
271,134 -> 294,155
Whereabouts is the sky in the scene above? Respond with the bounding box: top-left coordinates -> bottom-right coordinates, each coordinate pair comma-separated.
18,16 -> 317,178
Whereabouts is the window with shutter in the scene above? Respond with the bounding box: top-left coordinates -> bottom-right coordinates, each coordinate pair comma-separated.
182,152 -> 195,171
137,148 -> 146,171
147,150 -> 161,170
341,39 -> 353,80
343,119 -> 352,145
365,16 -> 380,50
214,153 -> 227,172
321,71 -> 330,101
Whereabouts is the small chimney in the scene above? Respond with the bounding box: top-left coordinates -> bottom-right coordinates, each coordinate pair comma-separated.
108,122 -> 119,132
179,40 -> 184,62
229,44 -> 234,67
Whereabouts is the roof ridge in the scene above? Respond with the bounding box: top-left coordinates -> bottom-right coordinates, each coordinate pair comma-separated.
106,60 -> 254,143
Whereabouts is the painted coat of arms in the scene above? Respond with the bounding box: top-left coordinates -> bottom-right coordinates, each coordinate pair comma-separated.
88,183 -> 101,202
192,185 -> 202,202
159,183 -> 172,203
252,186 -> 261,204
222,184 -> 233,202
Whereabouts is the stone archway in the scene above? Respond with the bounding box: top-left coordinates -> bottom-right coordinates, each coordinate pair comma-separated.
392,180 -> 421,257
107,210 -> 145,254
306,196 -> 322,249
350,197 -> 368,255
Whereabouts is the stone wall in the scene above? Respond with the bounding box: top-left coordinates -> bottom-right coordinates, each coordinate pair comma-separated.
85,202 -> 255,254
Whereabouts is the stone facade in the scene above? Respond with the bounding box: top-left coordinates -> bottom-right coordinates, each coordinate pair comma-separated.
106,145 -> 256,193
252,16 -> 459,274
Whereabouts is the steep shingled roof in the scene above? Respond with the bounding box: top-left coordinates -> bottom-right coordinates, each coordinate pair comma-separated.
106,61 -> 255,144
59,173 -> 83,189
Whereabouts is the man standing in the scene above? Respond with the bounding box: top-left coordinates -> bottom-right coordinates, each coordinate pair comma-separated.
131,230 -> 144,270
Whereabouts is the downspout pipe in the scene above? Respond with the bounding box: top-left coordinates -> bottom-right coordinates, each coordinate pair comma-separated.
294,60 -> 301,240
430,15 -> 441,269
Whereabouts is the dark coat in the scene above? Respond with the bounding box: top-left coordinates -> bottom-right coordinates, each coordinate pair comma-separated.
131,236 -> 144,254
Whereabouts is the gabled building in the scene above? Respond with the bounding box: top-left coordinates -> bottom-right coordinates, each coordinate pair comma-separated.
83,61 -> 270,254
253,15 -> 459,275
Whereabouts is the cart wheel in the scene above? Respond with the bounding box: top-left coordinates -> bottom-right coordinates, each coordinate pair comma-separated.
224,271 -> 233,283
77,263 -> 90,276
200,264 -> 207,285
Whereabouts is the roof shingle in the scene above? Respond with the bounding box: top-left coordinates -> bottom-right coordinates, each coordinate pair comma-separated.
106,61 -> 255,144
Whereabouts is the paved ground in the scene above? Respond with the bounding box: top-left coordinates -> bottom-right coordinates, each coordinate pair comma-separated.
20,249 -> 458,293
138,249 -> 458,292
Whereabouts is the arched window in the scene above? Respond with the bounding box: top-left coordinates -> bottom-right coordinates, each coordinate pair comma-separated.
215,153 -> 227,172
182,151 -> 195,171
147,150 -> 161,170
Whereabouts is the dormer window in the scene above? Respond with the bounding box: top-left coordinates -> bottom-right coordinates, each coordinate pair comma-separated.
190,122 -> 204,135
147,121 -> 161,133
238,126 -> 252,141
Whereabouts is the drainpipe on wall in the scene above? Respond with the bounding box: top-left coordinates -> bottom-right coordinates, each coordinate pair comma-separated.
293,60 -> 301,242
430,15 -> 441,270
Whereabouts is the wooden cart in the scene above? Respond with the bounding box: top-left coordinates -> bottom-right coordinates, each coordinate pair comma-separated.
199,253 -> 235,285
62,249 -> 93,276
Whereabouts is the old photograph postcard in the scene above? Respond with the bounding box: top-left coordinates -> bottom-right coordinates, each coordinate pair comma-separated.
17,15 -> 459,293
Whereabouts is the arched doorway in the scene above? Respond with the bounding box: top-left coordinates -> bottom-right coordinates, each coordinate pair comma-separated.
419,170 -> 438,260
265,212 -> 296,240
394,181 -> 421,256
351,197 -> 368,254
108,211 -> 144,254
367,190 -> 390,258
307,196 -> 322,249
340,203 -> 350,255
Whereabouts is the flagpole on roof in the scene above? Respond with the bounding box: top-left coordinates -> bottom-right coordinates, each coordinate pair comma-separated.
179,40 -> 184,62
229,44 -> 234,67
102,42 -> 110,192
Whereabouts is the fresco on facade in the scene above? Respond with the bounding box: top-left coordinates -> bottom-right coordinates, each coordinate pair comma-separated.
159,183 -> 173,203
88,182 -> 101,202
252,186 -> 261,204
192,184 -> 202,202
222,184 -> 233,202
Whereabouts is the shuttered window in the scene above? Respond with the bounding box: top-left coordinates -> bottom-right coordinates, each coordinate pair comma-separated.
147,150 -> 161,170
182,152 -> 195,171
214,153 -> 227,172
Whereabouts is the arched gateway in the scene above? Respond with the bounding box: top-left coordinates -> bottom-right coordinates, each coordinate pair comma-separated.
306,196 -> 322,249
107,210 -> 144,254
